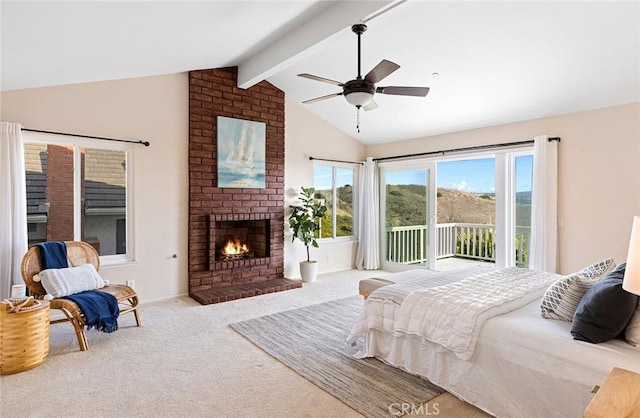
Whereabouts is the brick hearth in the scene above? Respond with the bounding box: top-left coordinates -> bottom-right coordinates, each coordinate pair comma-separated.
188,67 -> 297,305
190,278 -> 302,305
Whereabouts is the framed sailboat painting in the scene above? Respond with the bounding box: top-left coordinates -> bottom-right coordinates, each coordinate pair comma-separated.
217,116 -> 266,188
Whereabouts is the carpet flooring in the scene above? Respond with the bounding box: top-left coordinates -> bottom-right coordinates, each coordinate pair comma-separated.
230,296 -> 445,418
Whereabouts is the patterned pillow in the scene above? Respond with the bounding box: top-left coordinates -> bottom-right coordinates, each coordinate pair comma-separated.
540,258 -> 615,321
625,300 -> 640,346
39,263 -> 106,298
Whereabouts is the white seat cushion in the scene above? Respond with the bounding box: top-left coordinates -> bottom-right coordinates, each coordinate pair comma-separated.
359,278 -> 396,295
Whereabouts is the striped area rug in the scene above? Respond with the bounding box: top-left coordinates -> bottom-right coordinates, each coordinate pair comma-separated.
230,296 -> 444,418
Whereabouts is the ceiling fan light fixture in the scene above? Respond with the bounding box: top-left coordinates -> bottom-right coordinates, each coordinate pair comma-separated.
297,21 -> 430,123
343,78 -> 375,107
345,91 -> 374,107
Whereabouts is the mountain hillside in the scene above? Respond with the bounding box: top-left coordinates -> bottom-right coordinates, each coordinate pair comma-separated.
316,185 -> 530,233
386,185 -> 531,226
385,185 -> 495,226
436,188 -> 495,224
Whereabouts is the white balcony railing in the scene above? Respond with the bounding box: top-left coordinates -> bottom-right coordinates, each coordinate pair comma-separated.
386,225 -> 428,264
386,223 -> 530,267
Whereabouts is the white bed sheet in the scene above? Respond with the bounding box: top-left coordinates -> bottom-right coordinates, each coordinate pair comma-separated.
360,298 -> 640,418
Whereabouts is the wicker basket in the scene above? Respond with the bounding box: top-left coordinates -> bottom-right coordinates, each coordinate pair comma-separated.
0,299 -> 50,375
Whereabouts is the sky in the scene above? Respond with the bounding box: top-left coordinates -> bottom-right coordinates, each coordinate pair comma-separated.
438,158 -> 496,193
314,165 -> 353,190
314,155 -> 534,193
385,155 -> 533,194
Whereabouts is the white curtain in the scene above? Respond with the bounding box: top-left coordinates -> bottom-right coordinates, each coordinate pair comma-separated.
530,135 -> 558,272
0,122 -> 28,299
356,157 -> 380,270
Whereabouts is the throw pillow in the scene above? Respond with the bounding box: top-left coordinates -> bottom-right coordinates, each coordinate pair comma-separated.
624,300 -> 640,346
540,258 -> 615,321
39,263 -> 106,298
571,263 -> 639,343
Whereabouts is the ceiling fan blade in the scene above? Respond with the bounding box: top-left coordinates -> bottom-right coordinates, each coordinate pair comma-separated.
376,86 -> 430,97
364,59 -> 400,84
302,92 -> 343,104
363,99 -> 378,111
298,73 -> 344,86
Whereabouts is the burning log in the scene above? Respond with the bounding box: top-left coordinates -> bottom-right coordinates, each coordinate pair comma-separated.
220,239 -> 254,261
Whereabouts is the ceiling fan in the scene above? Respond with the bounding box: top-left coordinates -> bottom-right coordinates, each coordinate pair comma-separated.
298,22 -> 430,119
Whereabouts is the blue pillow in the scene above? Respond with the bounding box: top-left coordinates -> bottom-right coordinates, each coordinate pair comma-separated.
571,263 -> 638,343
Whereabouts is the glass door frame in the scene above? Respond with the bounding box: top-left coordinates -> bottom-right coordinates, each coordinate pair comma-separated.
379,160 -> 436,272
499,150 -> 534,268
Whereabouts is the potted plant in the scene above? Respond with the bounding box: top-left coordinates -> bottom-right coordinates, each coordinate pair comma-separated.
288,186 -> 328,283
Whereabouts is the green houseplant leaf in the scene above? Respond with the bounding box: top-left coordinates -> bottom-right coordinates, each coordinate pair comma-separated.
288,187 -> 328,262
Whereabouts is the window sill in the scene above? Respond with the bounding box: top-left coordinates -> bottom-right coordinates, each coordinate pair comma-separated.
99,258 -> 138,269
317,237 -> 358,245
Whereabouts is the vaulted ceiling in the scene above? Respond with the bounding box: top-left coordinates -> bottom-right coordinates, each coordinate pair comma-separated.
2,1 -> 638,145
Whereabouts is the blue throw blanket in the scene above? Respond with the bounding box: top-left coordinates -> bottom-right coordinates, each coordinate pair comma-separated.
63,291 -> 120,333
36,241 -> 69,269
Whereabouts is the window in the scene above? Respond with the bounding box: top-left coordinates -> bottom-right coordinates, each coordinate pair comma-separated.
23,133 -> 133,264
379,146 -> 533,272
313,162 -> 357,240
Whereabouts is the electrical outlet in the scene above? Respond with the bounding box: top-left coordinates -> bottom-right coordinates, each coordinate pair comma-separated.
557,218 -> 564,229
126,280 -> 135,288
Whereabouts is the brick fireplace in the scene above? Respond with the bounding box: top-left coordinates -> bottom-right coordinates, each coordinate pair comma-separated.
208,213 -> 270,268
188,67 -> 301,305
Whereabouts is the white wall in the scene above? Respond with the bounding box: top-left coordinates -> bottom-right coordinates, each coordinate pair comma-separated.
1,74 -> 190,302
3,73 -> 637,299
1,75 -> 366,300
367,103 -> 640,274
283,98 -> 365,278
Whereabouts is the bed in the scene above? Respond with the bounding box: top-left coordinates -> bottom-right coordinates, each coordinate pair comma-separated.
347,266 -> 640,418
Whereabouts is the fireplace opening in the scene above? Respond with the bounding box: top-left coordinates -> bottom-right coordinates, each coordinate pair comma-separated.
220,238 -> 254,261
211,218 -> 271,264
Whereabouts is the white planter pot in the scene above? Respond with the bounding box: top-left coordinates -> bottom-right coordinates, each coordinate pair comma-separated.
299,260 -> 318,283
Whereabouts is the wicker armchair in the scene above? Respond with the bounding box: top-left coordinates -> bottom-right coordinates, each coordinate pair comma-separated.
21,241 -> 141,351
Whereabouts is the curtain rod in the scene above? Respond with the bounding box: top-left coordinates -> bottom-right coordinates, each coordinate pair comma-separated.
309,156 -> 363,165
373,137 -> 560,162
22,128 -> 150,147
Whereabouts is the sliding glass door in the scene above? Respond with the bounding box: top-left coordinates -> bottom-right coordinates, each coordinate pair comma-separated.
435,157 -> 496,270
514,154 -> 533,267
380,162 -> 436,271
377,147 -> 533,272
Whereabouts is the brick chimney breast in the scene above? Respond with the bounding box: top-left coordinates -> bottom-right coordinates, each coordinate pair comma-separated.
188,67 -> 299,304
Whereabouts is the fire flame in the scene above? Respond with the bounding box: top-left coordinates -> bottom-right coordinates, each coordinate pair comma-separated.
223,239 -> 249,255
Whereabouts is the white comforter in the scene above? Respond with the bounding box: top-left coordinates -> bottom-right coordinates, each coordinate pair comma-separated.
348,266 -> 560,360
394,267 -> 559,359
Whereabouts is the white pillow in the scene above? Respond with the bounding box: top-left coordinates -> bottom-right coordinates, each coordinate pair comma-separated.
625,300 -> 640,346
38,264 -> 106,298
540,258 -> 615,321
